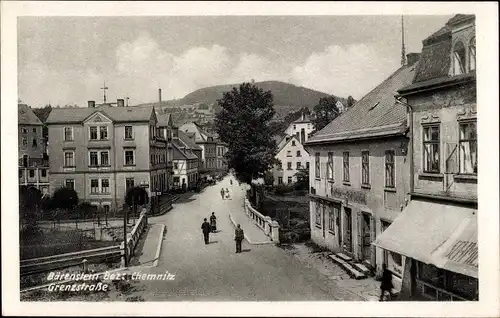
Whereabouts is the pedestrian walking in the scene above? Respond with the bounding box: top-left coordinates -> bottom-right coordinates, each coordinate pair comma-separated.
225,188 -> 230,199
234,224 -> 244,253
201,218 -> 211,244
379,263 -> 395,301
210,212 -> 217,233
220,188 -> 225,200
230,179 -> 233,186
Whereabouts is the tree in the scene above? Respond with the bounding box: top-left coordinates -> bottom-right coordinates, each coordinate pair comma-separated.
347,95 -> 356,108
294,167 -> 310,191
311,96 -> 340,133
51,187 -> 79,219
215,82 -> 279,184
19,186 -> 42,230
125,187 -> 149,217
264,170 -> 275,186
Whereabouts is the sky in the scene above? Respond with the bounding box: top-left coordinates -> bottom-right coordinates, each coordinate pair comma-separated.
18,15 -> 453,108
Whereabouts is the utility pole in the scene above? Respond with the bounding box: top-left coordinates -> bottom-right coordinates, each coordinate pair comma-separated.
101,81 -> 109,104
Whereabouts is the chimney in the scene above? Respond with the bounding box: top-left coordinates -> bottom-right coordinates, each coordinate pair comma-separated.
406,53 -> 421,66
88,101 -> 95,108
117,99 -> 124,107
159,89 -> 162,103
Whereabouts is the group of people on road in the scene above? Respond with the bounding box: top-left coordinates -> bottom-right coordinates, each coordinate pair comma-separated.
200,212 -> 245,253
220,188 -> 231,200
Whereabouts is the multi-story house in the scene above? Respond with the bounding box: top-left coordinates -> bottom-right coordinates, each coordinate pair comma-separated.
171,141 -> 199,191
305,53 -> 421,287
374,15 -> 478,301
46,100 -> 169,215
273,135 -> 310,185
18,103 -> 50,194
157,113 -> 175,192
179,122 -> 217,176
216,142 -> 228,172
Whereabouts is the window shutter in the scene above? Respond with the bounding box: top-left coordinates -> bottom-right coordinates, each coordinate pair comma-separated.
445,142 -> 458,174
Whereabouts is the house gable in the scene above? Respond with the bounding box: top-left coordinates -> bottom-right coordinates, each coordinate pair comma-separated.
83,111 -> 113,124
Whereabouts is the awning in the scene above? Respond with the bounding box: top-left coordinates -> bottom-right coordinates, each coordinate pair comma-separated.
372,199 -> 478,278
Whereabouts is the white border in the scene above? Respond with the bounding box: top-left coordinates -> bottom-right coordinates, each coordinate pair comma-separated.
2,1 -> 499,317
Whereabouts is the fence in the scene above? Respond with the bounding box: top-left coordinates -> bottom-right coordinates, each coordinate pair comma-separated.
120,207 -> 148,267
243,199 -> 280,243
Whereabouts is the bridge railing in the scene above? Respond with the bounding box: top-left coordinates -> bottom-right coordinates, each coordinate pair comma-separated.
243,199 -> 280,243
120,207 -> 148,267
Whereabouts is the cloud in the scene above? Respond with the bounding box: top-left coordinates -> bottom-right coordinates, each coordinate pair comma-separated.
292,44 -> 399,99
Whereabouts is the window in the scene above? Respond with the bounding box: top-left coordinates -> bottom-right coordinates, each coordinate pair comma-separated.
19,169 -> 23,179
125,150 -> 135,165
22,138 -> 27,147
287,150 -> 292,157
90,179 -> 99,193
89,151 -> 99,166
288,176 -> 293,184
362,151 -> 370,185
277,162 -> 282,170
453,41 -> 466,75
32,138 -> 38,148
29,170 -> 35,178
315,152 -> 320,178
327,152 -> 334,180
315,202 -> 322,226
469,37 -> 476,71
306,162 -> 310,169
291,140 -> 296,146
23,155 -> 28,167
89,126 -> 98,140
21,128 -> 27,134
423,125 -> 440,173
278,177 -> 283,185
287,162 -> 292,170
125,178 -> 135,192
32,128 -> 37,133
125,126 -> 133,139
101,151 -> 109,166
41,169 -> 47,177
101,179 -> 110,193
64,151 -> 74,167
99,126 -> 108,140
65,179 -> 75,189
296,150 -> 301,157
459,121 -> 477,174
385,150 -> 395,187
293,124 -> 296,130
296,162 -> 302,169
343,152 -> 350,182
64,127 -> 73,141
328,206 -> 335,233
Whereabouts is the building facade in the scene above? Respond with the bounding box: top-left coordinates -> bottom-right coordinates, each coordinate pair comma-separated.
272,135 -> 310,185
374,15 -> 478,301
180,122 -> 217,174
46,101 -> 169,214
216,142 -> 229,172
284,113 -> 314,144
305,55 -> 419,286
18,103 -> 50,194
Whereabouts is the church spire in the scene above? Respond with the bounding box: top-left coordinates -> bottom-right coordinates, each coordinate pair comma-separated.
401,15 -> 406,66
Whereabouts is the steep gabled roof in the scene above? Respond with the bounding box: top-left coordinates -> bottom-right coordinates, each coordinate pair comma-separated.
179,122 -> 216,143
178,130 -> 202,150
18,104 -> 43,125
46,106 -> 155,124
277,135 -> 309,156
156,112 -> 172,127
172,142 -> 197,160
307,62 -> 418,144
293,113 -> 312,124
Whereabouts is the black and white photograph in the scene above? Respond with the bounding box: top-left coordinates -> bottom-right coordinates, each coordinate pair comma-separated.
2,1 -> 498,316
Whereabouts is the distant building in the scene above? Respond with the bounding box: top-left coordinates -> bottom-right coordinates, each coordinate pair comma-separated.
305,53 -> 419,287
46,101 -> 169,215
179,122 -> 217,176
374,15 -> 478,301
216,142 -> 229,172
336,100 -> 346,113
285,112 -> 314,144
18,103 -> 49,194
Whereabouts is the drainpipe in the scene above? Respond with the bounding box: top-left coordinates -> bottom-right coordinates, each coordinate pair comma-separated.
395,95 -> 414,197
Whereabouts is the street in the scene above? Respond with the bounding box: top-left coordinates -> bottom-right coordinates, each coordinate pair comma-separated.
131,176 -> 365,301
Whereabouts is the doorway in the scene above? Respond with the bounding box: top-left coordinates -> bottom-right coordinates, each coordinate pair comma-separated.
362,212 -> 372,262
344,207 -> 352,253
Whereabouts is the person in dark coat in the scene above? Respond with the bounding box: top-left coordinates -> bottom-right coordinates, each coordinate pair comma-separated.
210,212 -> 217,233
220,188 -> 225,200
379,263 -> 394,301
234,224 -> 244,253
201,218 -> 211,244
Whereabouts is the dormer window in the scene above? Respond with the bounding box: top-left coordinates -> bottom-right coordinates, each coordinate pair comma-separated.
453,41 -> 466,75
469,36 -> 476,71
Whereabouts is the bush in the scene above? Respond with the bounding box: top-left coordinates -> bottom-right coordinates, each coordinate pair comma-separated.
52,187 -> 79,211
273,184 -> 295,195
